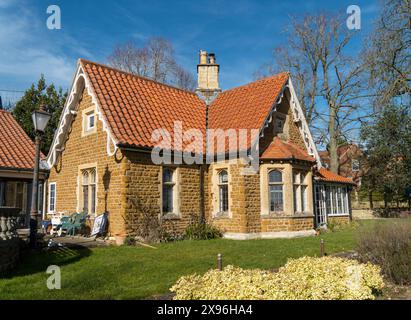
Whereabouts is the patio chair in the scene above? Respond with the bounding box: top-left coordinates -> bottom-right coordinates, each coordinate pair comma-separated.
59,212 -> 88,236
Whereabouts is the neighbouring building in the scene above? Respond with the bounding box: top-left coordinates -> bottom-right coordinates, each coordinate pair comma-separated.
319,144 -> 364,187
44,51 -> 355,240
0,110 -> 48,228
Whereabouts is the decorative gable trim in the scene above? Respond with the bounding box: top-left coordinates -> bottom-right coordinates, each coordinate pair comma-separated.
45,61 -> 118,168
258,76 -> 322,168
286,78 -> 321,168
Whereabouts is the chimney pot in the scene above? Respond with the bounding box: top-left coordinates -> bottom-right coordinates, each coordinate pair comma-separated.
199,50 -> 207,64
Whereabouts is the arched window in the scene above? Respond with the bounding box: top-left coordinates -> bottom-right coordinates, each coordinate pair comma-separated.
218,170 -> 229,213
162,168 -> 175,214
268,170 -> 283,212
81,168 -> 96,215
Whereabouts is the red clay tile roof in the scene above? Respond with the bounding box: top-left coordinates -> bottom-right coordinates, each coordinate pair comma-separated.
208,73 -> 289,151
260,137 -> 315,162
316,168 -> 356,185
0,110 -> 39,170
80,59 -> 207,152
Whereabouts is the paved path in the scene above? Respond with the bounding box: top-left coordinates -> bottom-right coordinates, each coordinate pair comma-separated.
44,235 -> 111,249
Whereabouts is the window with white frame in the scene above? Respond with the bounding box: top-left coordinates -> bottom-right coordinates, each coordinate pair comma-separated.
268,170 -> 283,212
352,159 -> 360,172
162,168 -> 175,214
48,182 -> 56,213
293,171 -> 308,213
80,168 -> 96,215
86,113 -> 95,131
82,108 -> 96,135
324,185 -> 349,216
218,170 -> 229,214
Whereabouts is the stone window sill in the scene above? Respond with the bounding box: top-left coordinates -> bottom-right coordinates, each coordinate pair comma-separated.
328,213 -> 350,217
294,212 -> 313,217
162,213 -> 181,220
213,212 -> 230,219
261,213 -> 314,219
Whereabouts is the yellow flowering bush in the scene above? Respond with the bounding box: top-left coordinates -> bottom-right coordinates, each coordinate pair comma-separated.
170,256 -> 385,300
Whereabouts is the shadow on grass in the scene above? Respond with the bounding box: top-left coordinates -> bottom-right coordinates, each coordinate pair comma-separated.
1,245 -> 91,279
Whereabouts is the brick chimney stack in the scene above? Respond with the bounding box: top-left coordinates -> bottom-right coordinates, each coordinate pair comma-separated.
196,50 -> 221,103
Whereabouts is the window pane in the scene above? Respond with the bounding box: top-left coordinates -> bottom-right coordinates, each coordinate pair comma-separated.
293,172 -> 300,184
163,168 -> 173,183
352,159 -> 360,171
219,185 -> 228,212
301,185 -> 307,212
293,185 -> 299,212
90,169 -> 96,183
325,186 -> 331,215
163,185 -> 173,213
15,182 -> 24,210
83,186 -> 88,213
0,181 -> 5,207
269,170 -> 282,183
270,185 -> 283,211
38,183 -> 43,214
49,184 -> 55,212
83,171 -> 89,184
91,185 -> 96,214
219,170 -> 228,184
89,115 -> 95,128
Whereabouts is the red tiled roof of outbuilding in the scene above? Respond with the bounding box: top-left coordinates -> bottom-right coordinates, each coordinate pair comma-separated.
260,137 -> 315,162
316,167 -> 356,185
0,110 -> 42,170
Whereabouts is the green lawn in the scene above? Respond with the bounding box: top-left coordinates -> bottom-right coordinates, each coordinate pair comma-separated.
0,219 -> 402,299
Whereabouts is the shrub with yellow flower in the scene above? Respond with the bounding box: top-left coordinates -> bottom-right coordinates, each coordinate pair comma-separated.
170,256 -> 385,300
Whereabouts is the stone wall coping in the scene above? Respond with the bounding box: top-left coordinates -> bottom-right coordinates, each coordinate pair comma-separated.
223,229 -> 316,240
260,214 -> 314,219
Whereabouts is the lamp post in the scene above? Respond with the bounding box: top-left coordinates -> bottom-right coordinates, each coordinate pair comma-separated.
30,104 -> 51,248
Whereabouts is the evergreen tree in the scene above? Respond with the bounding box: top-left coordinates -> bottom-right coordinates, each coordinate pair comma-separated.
12,75 -> 67,154
360,105 -> 411,208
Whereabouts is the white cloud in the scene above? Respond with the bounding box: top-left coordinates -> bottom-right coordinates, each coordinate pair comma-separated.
0,1 -> 89,90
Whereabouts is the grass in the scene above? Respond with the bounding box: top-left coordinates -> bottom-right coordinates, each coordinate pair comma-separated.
0,219 -> 405,299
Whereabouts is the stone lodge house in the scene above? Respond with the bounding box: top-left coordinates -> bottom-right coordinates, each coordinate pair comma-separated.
0,110 -> 47,227
44,51 -> 355,240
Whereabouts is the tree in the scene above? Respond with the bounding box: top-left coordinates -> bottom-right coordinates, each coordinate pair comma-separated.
107,37 -> 196,91
258,14 -> 367,173
360,105 -> 411,209
364,0 -> 411,108
12,75 -> 67,154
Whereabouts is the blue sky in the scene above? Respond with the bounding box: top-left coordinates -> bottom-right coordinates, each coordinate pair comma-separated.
0,0 -> 381,94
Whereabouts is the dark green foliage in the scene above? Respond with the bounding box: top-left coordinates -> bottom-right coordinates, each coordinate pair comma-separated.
357,220 -> 411,285
360,105 -> 411,207
12,75 -> 67,154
